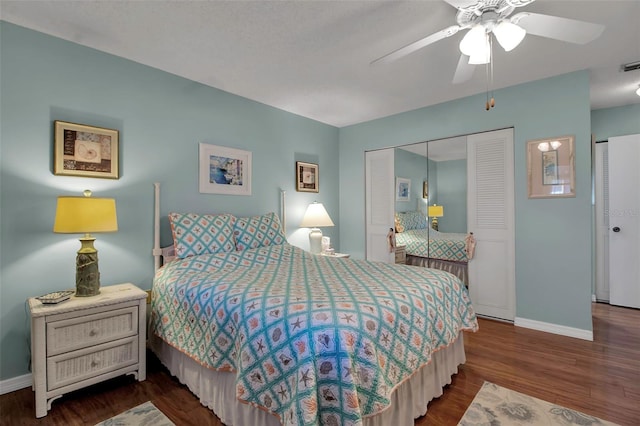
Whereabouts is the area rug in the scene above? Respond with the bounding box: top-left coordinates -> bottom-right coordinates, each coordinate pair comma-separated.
458,381 -> 619,426
95,401 -> 175,426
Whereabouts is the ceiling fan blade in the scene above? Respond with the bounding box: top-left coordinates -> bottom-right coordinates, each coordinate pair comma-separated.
441,0 -> 479,10
371,26 -> 461,65
511,12 -> 605,44
452,54 -> 475,84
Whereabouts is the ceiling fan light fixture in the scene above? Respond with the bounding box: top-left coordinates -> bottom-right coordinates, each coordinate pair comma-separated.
459,25 -> 488,57
493,21 -> 526,51
468,48 -> 491,65
537,140 -> 562,152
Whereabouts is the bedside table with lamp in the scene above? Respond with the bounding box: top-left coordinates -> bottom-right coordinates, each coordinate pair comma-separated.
28,190 -> 147,418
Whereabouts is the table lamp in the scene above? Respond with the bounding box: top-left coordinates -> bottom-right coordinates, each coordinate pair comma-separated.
428,204 -> 444,231
300,202 -> 334,254
53,190 -> 118,296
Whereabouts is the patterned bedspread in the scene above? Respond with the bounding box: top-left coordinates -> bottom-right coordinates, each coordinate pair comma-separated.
396,229 -> 469,262
151,244 -> 477,426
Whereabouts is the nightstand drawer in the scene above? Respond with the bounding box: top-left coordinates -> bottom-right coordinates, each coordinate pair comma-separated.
46,306 -> 138,356
47,336 -> 138,391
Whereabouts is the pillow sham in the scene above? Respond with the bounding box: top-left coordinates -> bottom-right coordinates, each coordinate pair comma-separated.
396,211 -> 427,231
234,212 -> 287,251
169,212 -> 237,259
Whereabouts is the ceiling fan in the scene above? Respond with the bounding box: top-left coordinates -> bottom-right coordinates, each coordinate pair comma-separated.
371,0 -> 605,85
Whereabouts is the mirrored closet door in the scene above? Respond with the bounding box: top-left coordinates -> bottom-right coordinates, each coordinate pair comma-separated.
364,128 -> 515,321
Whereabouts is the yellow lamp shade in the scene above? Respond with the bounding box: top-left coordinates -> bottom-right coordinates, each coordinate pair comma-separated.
54,196 -> 118,234
428,205 -> 444,218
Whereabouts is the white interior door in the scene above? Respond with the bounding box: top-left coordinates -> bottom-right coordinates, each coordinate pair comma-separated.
365,149 -> 395,263
594,142 -> 610,301
608,134 -> 640,308
467,128 -> 516,321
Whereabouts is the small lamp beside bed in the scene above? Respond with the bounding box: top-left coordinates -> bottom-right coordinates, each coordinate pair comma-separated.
53,190 -> 118,296
428,204 -> 444,231
300,201 -> 334,254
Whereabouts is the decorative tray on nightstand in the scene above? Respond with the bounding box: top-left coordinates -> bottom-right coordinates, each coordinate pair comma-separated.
35,290 -> 75,304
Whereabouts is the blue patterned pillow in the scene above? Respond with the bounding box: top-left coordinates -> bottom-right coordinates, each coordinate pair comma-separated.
396,211 -> 427,231
234,212 -> 287,251
169,213 -> 237,259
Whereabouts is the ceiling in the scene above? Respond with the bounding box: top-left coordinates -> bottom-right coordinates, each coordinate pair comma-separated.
1,0 -> 639,128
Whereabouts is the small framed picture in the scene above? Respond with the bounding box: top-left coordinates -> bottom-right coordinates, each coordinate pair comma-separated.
54,121 -> 119,179
396,177 -> 411,202
527,135 -> 575,198
296,161 -> 319,192
199,143 -> 252,195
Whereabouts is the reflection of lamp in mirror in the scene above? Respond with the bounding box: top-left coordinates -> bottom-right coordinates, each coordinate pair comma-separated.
537,140 -> 562,152
428,204 -> 444,231
300,202 -> 334,254
53,190 -> 118,296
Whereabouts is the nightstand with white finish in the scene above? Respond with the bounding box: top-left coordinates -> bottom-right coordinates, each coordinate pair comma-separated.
395,245 -> 407,264
28,283 -> 147,418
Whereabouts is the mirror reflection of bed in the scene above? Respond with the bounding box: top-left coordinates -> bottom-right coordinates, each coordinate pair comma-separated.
367,128 -> 516,322
394,137 -> 472,285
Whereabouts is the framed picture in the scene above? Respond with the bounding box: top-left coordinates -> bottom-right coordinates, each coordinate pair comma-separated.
396,177 -> 411,201
296,161 -> 319,193
54,121 -> 119,179
199,143 -> 252,195
423,180 -> 429,199
527,135 -> 575,198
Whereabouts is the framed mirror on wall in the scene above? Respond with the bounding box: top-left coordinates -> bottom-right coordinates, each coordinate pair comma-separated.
526,135 -> 575,198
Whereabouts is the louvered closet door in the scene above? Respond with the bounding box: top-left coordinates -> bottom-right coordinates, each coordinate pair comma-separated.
467,128 -> 515,321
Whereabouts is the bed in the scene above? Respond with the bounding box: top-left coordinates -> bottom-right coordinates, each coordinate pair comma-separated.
149,188 -> 478,426
394,211 -> 473,285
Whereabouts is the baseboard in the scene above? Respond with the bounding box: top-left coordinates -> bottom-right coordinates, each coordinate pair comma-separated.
0,373 -> 32,395
515,317 -> 593,341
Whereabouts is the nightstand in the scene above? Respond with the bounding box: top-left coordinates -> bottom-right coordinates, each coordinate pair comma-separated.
395,245 -> 406,264
28,283 -> 147,418
320,252 -> 350,258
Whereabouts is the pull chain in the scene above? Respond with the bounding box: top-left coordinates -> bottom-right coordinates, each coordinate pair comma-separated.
485,34 -> 495,111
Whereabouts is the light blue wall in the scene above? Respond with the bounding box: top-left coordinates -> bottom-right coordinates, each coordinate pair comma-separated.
340,71 -> 593,332
0,22 -> 339,380
436,159 -> 467,233
591,104 -> 640,141
394,148 -> 429,213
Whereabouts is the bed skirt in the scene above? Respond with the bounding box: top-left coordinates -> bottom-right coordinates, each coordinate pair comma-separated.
149,333 -> 466,426
406,256 -> 468,286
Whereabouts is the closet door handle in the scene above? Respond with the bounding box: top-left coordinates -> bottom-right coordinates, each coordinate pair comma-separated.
612,226 -> 621,233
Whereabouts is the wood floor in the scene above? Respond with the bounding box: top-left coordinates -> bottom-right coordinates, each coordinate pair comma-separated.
1,302 -> 638,426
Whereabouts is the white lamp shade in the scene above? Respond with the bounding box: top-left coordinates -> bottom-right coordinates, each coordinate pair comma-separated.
493,21 -> 526,52
459,25 -> 488,57
300,202 -> 334,228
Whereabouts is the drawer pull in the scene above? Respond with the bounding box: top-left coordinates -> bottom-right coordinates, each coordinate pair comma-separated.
91,358 -> 101,368
89,329 -> 99,337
